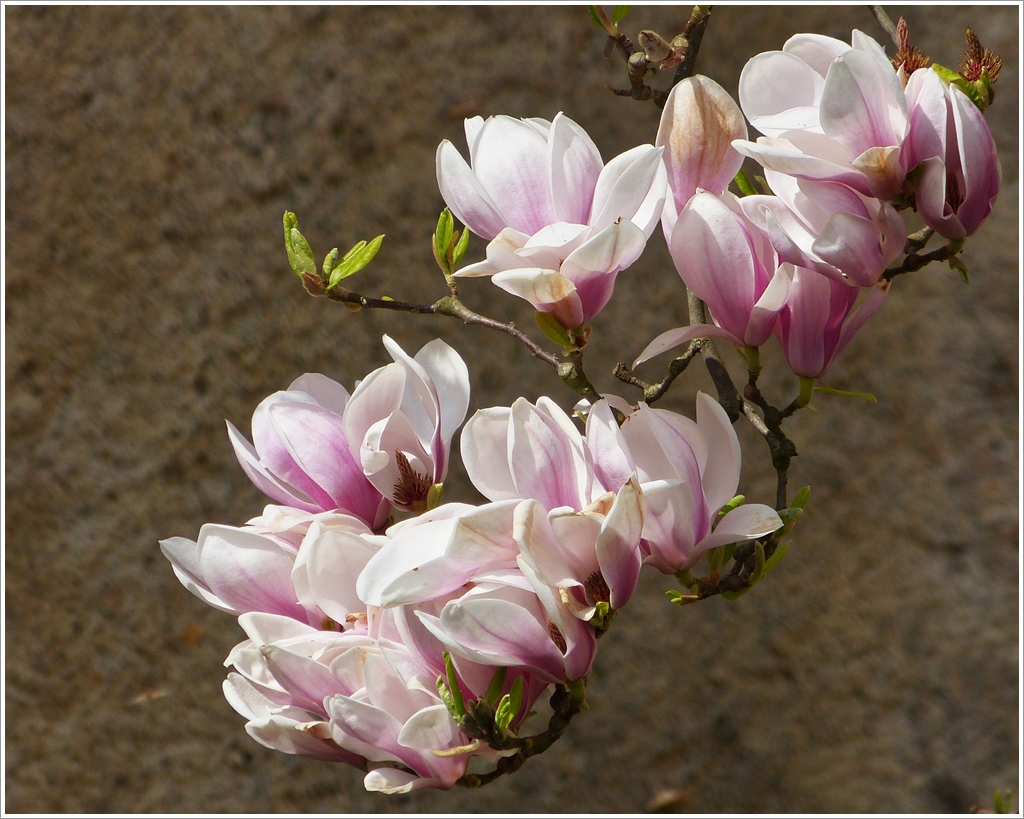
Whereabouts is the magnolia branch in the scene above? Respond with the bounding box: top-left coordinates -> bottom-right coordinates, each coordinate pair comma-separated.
301,273 -> 602,403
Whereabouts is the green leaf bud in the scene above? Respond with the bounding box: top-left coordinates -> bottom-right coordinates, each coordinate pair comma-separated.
452,225 -> 471,269
612,5 -> 630,24
535,311 -> 574,348
326,234 -> 384,291
283,212 -> 316,278
483,666 -> 507,706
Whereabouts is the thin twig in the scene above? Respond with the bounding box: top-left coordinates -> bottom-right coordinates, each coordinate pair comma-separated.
869,5 -> 900,47
672,5 -> 713,85
882,243 -> 958,281
613,341 -> 699,405
687,291 -> 742,420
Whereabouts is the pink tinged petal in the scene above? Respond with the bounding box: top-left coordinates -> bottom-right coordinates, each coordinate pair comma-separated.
461,407 -> 517,501
269,402 -> 382,521
670,192 -> 759,341
701,503 -> 783,550
397,703 -> 458,752
161,536 -> 238,613
829,280 -> 889,373
226,420 -> 319,512
658,76 -> 747,216
561,219 -> 647,321
589,144 -> 666,234
294,527 -> 379,624
637,479 -> 698,574
746,265 -> 792,347
196,524 -> 305,619
783,33 -> 850,76
491,268 -> 584,330
509,398 -> 587,510
819,49 -> 904,159
739,50 -> 826,136
287,373 -> 350,417
327,696 -> 411,766
438,598 -> 567,681
811,211 -> 890,286
414,338 -> 470,474
436,139 -> 507,241
850,29 -> 909,135
356,517 -> 459,607
694,392 -> 742,515
631,160 -> 669,238
547,113 -> 604,225
472,116 -> 556,234
464,116 -> 485,158
261,645 -> 342,714
850,145 -> 905,201
364,768 -> 450,794
384,336 -> 441,450
777,265 -> 834,378
950,86 -> 1001,236
245,712 -> 361,764
914,156 -> 963,239
585,399 -> 634,494
632,324 -> 742,369
903,68 -> 947,168
224,672 -> 280,721
733,134 -> 873,197
363,412 -> 434,505
596,477 -> 645,610
514,501 -> 597,599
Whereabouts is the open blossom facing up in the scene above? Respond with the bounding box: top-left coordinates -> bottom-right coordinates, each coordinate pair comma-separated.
437,113 -> 666,328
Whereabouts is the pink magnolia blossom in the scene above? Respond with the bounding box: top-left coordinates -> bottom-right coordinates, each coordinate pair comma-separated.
734,30 -> 910,201
903,67 -> 1001,239
657,75 -> 749,238
438,113 -> 666,328
775,264 -> 889,378
343,335 -> 470,511
591,393 -> 783,575
227,373 -> 388,527
739,170 -> 907,287
635,191 -> 790,365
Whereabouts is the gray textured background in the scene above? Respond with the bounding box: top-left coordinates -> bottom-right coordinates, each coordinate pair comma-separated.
5,5 -> 1019,813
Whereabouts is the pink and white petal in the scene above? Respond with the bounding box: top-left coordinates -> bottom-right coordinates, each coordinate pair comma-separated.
508,397 -> 585,510
637,478 -> 698,574
492,268 -> 585,330
828,280 -> 889,372
226,421 -> 319,512
819,49 -> 903,159
356,517 -> 458,607
739,50 -> 826,135
464,116 -> 485,159
287,373 -> 351,417
436,140 -> 507,241
548,113 -> 604,225
364,768 -> 450,794
585,399 -> 635,494
632,324 -> 742,369
951,86 -> 1001,236
296,527 -> 379,623
472,116 -> 556,234
344,363 -> 407,462
589,145 -> 666,233
694,392 -> 742,515
562,218 -> 647,280
745,265 -> 792,347
657,76 -> 748,210
414,338 -> 471,452
396,703 -> 459,752
246,712 -> 361,763
327,696 -> 411,766
261,644 -> 342,712
160,536 -> 235,613
811,210 -> 890,286
631,158 -> 669,238
783,33 -> 850,76
596,477 -> 645,610
460,407 -> 518,501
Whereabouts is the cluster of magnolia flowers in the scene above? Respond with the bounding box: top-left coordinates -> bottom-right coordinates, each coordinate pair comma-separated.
162,27 -> 1000,795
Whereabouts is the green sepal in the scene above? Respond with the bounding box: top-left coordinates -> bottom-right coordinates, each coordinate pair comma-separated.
284,212 -> 315,278
749,540 -> 766,585
734,169 -> 757,197
566,677 -> 587,704
452,225 -> 471,269
762,541 -> 789,577
931,63 -> 984,108
717,495 -> 745,518
535,311 -> 574,348
706,545 -> 725,573
975,66 -> 995,109
434,209 -> 454,264
493,676 -> 524,740
426,482 -> 444,511
612,5 -> 630,24
589,601 -> 612,630
948,253 -> 969,283
813,386 -> 878,403
722,542 -> 736,566
482,666 -> 507,706
754,175 -> 773,196
442,651 -> 466,720
437,675 -> 459,718
326,234 -> 384,291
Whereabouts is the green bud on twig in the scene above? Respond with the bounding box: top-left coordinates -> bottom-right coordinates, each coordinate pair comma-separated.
283,211 -> 316,278
326,235 -> 384,291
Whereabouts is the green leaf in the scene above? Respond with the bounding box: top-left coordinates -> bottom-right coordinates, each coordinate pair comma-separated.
535,311 -> 573,348
434,209 -> 454,263
436,675 -> 458,718
734,169 -> 757,197
283,212 -> 316,277
993,789 -> 1015,814
721,586 -> 750,601
931,63 -> 983,107
612,5 -> 630,24
706,545 -> 724,573
326,234 -> 384,291
717,494 -> 745,518
452,225 -> 471,269
791,485 -> 811,510
749,540 -> 766,585
587,5 -> 604,28
722,542 -> 735,566
813,385 -> 878,403
426,482 -> 444,511
483,667 -> 507,706
762,541 -> 789,576
322,247 -> 340,277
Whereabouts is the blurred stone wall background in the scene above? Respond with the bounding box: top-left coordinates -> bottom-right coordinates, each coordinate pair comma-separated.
5,5 -> 1018,813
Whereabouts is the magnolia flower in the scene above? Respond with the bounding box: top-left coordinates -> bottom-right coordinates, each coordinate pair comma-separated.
903,67 -> 1001,239
227,373 -> 389,528
776,264 -> 889,378
657,75 -> 748,238
739,170 -> 907,287
437,113 -> 666,328
343,335 -> 470,511
595,393 -> 783,574
734,30 -> 910,200
160,508 -> 383,630
635,191 -> 790,366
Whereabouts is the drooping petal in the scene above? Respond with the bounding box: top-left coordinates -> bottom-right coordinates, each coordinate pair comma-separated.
595,476 -> 645,610
436,139 -> 507,241
460,407 -> 518,502
491,268 -> 585,330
